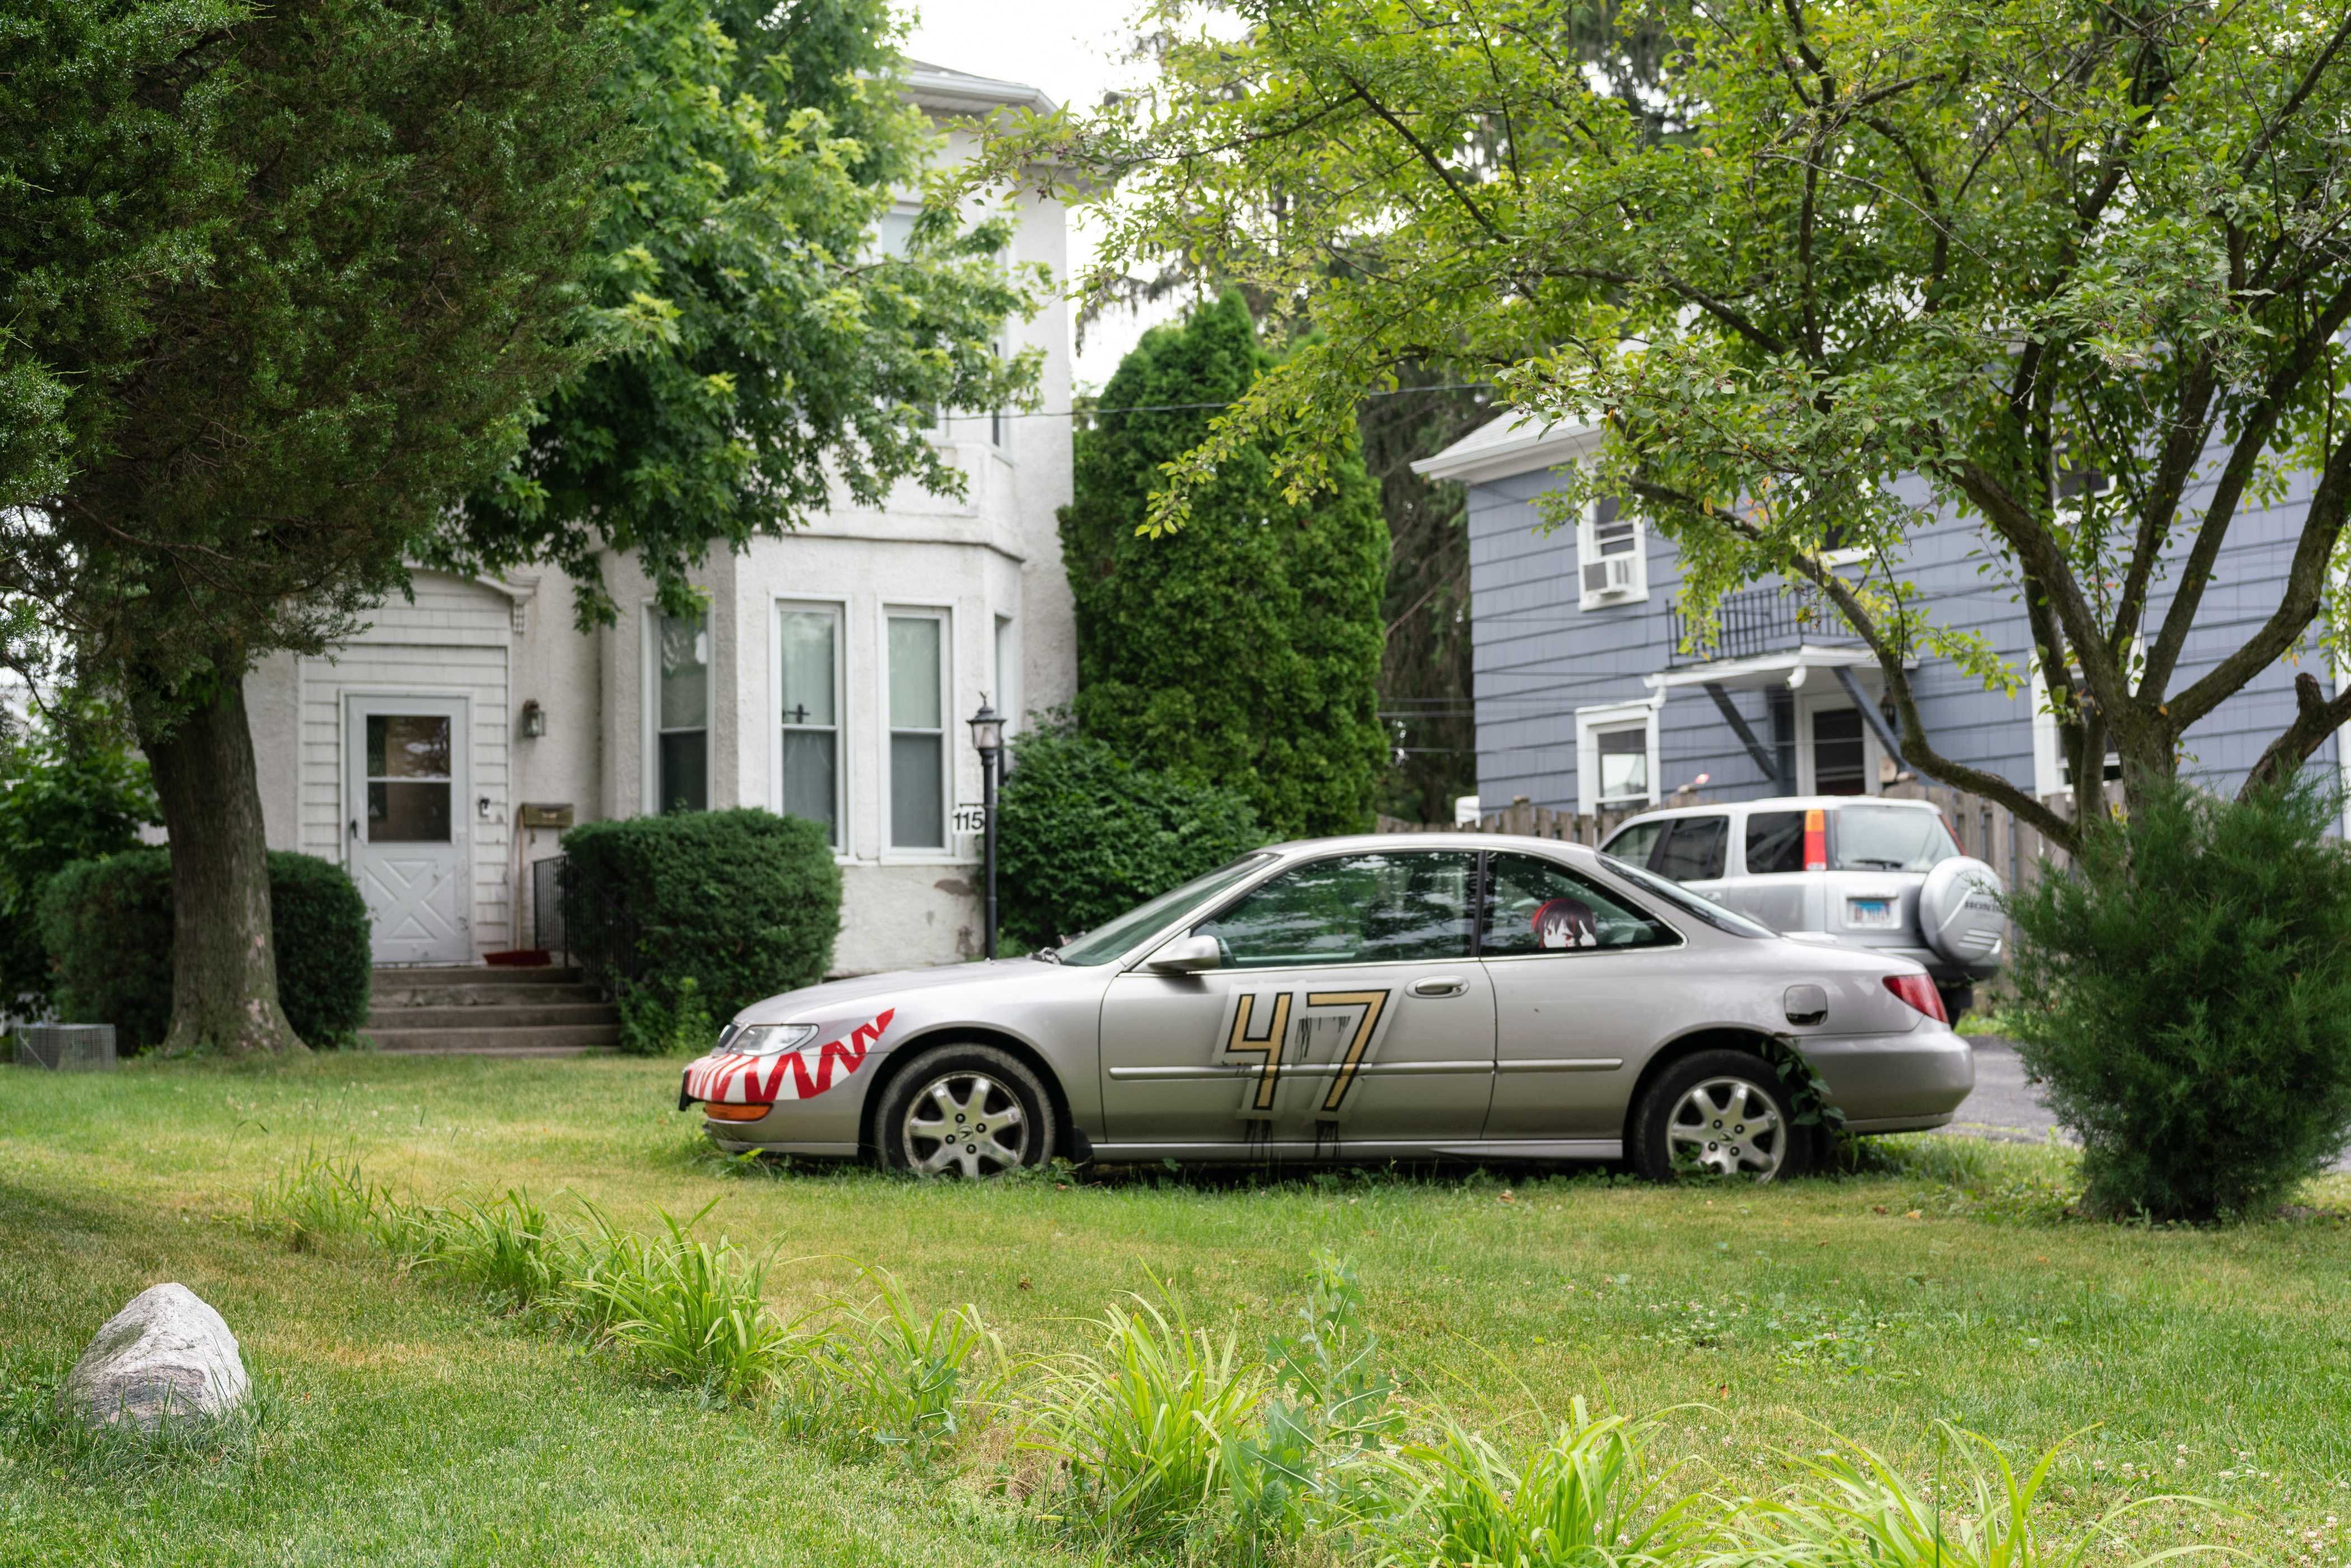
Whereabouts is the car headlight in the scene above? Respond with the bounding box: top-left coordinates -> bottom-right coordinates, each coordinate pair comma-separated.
730,1023 -> 819,1058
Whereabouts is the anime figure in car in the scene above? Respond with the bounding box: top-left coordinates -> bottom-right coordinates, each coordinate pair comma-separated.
1532,896 -> 1598,949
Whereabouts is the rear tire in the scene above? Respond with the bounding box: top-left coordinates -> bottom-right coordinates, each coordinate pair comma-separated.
1629,1049 -> 1811,1183
874,1043 -> 1059,1178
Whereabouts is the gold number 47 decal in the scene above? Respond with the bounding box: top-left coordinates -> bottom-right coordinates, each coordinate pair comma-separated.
1223,989 -> 1390,1116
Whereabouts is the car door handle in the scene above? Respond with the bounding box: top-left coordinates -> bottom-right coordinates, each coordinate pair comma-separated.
1410,976 -> 1468,998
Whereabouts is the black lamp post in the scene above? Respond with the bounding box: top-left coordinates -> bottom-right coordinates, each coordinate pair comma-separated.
968,698 -> 1004,959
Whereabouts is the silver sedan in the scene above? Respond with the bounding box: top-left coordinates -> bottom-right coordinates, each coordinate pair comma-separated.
678,835 -> 1973,1181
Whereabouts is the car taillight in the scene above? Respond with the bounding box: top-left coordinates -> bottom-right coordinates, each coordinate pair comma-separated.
1804,808 -> 1828,871
1883,973 -> 1946,1023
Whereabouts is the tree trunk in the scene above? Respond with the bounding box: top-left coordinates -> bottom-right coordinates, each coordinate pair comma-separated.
135,667 -> 305,1056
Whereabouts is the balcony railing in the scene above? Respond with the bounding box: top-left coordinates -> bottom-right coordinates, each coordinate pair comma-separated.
1665,584 -> 1865,667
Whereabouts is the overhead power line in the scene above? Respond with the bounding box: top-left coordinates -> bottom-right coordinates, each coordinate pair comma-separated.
978,381 -> 1498,421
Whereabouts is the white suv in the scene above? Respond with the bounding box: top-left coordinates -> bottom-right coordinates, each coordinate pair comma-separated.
1599,796 -> 2005,1018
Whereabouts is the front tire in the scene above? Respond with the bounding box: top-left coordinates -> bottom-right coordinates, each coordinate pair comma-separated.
874,1043 -> 1059,1178
1629,1049 -> 1810,1183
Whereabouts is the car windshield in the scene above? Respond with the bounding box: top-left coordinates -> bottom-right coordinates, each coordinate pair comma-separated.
1049,854 -> 1280,966
1598,854 -> 1778,939
1833,806 -> 1959,871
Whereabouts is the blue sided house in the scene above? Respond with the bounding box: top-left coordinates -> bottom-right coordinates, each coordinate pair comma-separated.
1415,415 -> 2342,821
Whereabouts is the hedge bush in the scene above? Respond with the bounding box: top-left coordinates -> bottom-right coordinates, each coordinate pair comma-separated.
0,710 -> 160,1014
37,849 -> 372,1052
997,719 -> 1267,953
2005,770 -> 2351,1220
560,809 -> 840,1052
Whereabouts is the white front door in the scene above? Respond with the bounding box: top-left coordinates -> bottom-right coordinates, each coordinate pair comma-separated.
346,696 -> 471,966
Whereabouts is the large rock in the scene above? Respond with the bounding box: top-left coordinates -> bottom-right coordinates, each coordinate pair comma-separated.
60,1283 -> 250,1431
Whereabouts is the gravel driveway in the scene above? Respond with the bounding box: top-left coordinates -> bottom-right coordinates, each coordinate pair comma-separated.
1950,1035 -> 2351,1172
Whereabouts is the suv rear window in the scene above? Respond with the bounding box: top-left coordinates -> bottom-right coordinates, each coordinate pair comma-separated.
1745,811 -> 1806,874
1833,806 -> 1959,871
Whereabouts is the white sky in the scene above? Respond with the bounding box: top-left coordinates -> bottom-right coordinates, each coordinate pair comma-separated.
905,0 -> 1188,391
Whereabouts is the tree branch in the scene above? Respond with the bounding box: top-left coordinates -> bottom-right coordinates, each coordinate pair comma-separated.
2241,671 -> 2351,797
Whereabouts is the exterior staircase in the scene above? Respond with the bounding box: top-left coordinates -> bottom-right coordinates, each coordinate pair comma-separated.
364,965 -> 620,1056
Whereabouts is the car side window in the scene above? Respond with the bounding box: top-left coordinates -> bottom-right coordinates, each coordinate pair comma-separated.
1601,818 -> 1667,869
1196,851 -> 1476,970
1744,811 -> 1807,875
1654,816 -> 1729,881
1482,853 -> 1676,955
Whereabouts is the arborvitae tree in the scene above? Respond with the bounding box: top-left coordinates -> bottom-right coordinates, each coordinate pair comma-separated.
1061,294 -> 1387,839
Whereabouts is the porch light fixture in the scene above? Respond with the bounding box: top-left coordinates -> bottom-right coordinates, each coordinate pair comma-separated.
968,698 -> 1004,959
519,699 -> 546,738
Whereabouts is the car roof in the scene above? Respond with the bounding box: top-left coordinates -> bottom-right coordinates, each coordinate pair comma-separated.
1604,794 -> 1944,828
1257,832 -> 1610,863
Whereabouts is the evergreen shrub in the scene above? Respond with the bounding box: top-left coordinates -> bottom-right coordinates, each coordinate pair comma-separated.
0,713 -> 160,1013
996,720 -> 1266,952
561,809 -> 839,1051
38,849 -> 371,1051
2005,770 -> 2351,1220
1060,292 -> 1388,839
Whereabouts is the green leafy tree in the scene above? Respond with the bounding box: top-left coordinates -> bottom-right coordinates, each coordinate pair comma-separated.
0,704 -> 161,1014
442,0 -> 1046,623
1,0 -> 617,1052
1064,294 -> 1388,839
989,0 -> 2351,853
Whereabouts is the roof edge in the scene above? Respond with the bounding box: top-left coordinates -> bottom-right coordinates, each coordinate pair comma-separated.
902,60 -> 1057,119
1410,414 -> 1605,484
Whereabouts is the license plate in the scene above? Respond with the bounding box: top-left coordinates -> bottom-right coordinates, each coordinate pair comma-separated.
1847,897 -> 1897,929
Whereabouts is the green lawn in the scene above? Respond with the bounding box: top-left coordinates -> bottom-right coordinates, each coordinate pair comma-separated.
2,1052 -> 2345,1565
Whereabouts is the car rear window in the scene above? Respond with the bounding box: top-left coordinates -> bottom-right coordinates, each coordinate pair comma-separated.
1833,806 -> 1960,871
1599,817 -> 1666,869
1745,811 -> 1807,874
1652,816 -> 1728,880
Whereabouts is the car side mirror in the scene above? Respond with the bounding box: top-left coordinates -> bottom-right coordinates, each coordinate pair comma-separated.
1146,934 -> 1221,974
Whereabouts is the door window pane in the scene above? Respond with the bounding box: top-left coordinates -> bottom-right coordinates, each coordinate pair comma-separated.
1482,853 -> 1674,954
1745,811 -> 1807,875
364,715 -> 453,842
1654,816 -> 1729,881
653,612 -> 708,813
779,607 -> 841,844
1812,706 -> 1867,795
887,612 -> 947,848
1595,724 -> 1650,806
1196,852 -> 1475,970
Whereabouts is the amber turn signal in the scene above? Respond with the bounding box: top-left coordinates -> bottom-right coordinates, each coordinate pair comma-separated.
700,1103 -> 771,1123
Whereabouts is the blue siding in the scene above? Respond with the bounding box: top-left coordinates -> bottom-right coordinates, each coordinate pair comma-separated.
1467,451 -> 2338,812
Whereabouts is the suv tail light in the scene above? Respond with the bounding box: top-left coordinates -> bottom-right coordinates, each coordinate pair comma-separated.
1803,808 -> 1828,871
1883,973 -> 1947,1023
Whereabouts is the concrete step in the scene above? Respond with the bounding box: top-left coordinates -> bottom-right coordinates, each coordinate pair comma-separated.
371,965 -> 583,988
373,982 -> 606,1008
364,1002 -> 618,1031
365,1023 -> 622,1054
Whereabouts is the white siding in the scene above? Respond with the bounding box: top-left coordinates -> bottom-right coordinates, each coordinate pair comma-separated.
296,574 -> 516,958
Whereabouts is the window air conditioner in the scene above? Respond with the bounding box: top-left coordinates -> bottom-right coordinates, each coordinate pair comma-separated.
1581,555 -> 1638,598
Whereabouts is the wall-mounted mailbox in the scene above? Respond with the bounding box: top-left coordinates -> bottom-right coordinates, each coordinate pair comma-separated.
519,802 -> 575,830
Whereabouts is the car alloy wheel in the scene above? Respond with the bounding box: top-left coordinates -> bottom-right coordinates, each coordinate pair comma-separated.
901,1069 -> 1030,1177
1666,1075 -> 1788,1178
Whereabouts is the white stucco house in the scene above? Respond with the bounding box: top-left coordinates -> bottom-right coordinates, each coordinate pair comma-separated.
242,63 -> 1076,977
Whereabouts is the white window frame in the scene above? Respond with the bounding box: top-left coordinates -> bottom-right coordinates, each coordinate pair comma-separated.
773,597 -> 848,851
2030,636 -> 2143,801
1795,689 -> 1884,796
641,604 -> 713,816
1576,493 -> 1647,610
993,613 -> 1019,739
881,603 -> 956,857
1575,699 -> 1661,816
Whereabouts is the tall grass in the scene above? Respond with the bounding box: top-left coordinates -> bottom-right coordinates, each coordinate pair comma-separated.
1733,1425 -> 2222,1568
1376,1403 -> 1719,1567
236,1159 -> 2231,1566
1022,1295 -> 1266,1543
566,1205 -> 815,1401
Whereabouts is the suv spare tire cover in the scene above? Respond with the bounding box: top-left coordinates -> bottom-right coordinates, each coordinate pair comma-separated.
1918,855 -> 2005,966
